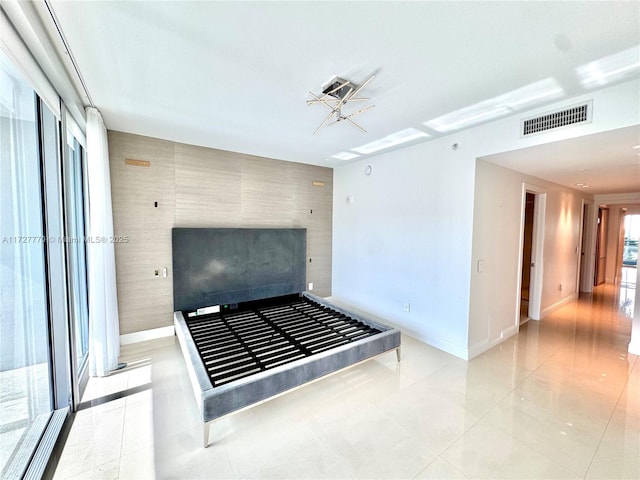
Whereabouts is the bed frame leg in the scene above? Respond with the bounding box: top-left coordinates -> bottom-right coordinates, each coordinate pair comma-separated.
396,346 -> 402,362
204,422 -> 211,448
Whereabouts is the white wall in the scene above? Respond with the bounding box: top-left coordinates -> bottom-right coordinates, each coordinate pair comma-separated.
594,193 -> 640,285
469,161 -> 590,357
332,79 -> 640,360
332,138 -> 476,358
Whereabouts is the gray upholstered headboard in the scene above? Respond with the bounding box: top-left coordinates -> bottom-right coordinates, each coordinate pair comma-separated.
171,228 -> 306,312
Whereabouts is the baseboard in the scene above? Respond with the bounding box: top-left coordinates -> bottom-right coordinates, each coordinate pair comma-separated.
120,325 -> 175,345
325,295 -> 470,360
408,330 -> 470,360
467,323 -> 519,360
540,293 -> 578,319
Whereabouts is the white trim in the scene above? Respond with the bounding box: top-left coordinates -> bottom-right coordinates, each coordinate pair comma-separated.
579,200 -> 597,293
66,110 -> 86,146
406,329 -> 469,360
540,293 -> 578,319
120,325 -> 175,346
1,0 -> 87,129
324,295 -> 469,360
630,266 -> 640,356
468,324 -> 519,360
521,184 -> 547,321
594,192 -> 640,206
0,8 -> 59,117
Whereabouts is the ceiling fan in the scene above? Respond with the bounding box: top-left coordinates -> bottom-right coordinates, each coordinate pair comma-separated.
307,74 -> 375,134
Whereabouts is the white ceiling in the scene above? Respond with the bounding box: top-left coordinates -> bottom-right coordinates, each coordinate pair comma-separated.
481,125 -> 640,195
46,1 -> 640,193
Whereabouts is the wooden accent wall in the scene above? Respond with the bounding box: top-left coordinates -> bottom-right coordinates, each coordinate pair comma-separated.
108,131 -> 333,335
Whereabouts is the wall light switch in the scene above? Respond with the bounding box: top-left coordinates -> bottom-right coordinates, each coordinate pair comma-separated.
346,195 -> 354,204
162,267 -> 168,278
308,282 -> 314,291
477,260 -> 486,273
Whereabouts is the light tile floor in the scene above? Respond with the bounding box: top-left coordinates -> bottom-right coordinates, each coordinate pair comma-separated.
54,283 -> 639,479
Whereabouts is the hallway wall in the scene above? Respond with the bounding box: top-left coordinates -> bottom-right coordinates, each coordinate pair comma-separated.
469,160 -> 591,358
604,205 -> 640,284
594,193 -> 640,285
333,79 -> 639,360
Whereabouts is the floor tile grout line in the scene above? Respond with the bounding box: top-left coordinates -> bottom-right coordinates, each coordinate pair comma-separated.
441,307 -> 610,478
582,350 -> 637,479
117,371 -> 128,480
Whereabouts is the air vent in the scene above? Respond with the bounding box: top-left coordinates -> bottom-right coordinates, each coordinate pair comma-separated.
522,100 -> 592,136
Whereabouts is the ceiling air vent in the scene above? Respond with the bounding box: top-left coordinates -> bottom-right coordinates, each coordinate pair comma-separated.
521,100 -> 592,136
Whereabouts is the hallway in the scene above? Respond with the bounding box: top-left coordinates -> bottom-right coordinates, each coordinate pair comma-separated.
53,282 -> 639,479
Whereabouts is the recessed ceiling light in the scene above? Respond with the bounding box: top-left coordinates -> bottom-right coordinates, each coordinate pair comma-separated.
576,45 -> 640,89
424,78 -> 565,133
330,151 -> 360,161
351,128 -> 430,154
575,183 -> 585,186
500,78 -> 565,110
425,106 -> 511,133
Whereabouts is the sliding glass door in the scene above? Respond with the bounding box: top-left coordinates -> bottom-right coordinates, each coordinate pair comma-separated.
64,131 -> 90,393
0,50 -> 53,478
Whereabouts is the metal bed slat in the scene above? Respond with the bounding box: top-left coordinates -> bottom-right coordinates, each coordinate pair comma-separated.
186,297 -> 384,388
203,352 -> 249,367
213,367 -> 263,386
262,352 -> 307,368
197,336 -> 239,350
251,338 -> 291,351
209,359 -> 259,378
256,344 -> 299,358
298,329 -> 338,344
207,356 -> 255,372
201,344 -> 245,357
278,322 -> 325,336
309,337 -> 349,352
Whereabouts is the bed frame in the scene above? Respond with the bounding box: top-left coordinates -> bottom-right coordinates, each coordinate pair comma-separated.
171,228 -> 401,447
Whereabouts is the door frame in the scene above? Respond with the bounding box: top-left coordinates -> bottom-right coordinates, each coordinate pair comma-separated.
517,183 -> 546,323
579,202 -> 597,293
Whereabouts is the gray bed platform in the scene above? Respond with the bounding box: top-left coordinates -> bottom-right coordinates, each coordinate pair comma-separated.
174,292 -> 401,447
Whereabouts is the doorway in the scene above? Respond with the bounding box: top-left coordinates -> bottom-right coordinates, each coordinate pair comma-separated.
520,193 -> 535,323
621,213 -> 639,287
594,207 -> 609,286
519,186 -> 546,323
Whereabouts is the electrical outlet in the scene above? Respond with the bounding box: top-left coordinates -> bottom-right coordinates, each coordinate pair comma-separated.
559,283 -> 563,291
154,269 -> 159,277
403,302 -> 410,312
